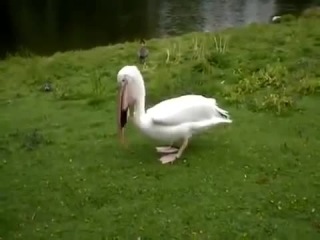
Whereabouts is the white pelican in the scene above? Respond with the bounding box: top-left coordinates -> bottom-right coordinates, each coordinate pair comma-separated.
117,65 -> 232,164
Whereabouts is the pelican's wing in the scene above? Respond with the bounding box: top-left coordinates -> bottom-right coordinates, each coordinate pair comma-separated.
147,95 -> 228,126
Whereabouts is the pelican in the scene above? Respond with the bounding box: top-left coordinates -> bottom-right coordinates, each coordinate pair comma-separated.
117,65 -> 232,164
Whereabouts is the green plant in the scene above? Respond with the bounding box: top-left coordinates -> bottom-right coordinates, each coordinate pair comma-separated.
165,42 -> 182,64
91,70 -> 106,97
302,6 -> 320,18
212,35 -> 229,53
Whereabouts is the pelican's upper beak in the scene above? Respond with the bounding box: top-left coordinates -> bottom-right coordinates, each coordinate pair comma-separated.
117,81 -> 134,145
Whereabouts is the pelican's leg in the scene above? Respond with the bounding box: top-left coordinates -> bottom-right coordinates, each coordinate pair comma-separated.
159,137 -> 189,164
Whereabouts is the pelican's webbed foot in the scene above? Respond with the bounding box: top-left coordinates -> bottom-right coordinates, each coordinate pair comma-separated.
159,154 -> 178,164
156,146 -> 178,154
158,137 -> 190,165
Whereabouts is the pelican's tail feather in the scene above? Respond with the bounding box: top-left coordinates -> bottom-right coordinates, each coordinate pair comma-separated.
190,117 -> 232,133
209,98 -> 231,120
215,105 -> 230,119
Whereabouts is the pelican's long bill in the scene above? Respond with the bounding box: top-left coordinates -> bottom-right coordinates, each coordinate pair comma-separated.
117,82 -> 134,145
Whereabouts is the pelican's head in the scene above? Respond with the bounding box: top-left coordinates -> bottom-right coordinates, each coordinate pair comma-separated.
116,65 -> 145,144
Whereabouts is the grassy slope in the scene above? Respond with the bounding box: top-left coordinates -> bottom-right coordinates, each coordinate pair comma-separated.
1,14 -> 320,240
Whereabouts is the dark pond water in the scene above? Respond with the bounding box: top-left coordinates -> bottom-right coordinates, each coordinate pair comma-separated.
0,0 -> 317,58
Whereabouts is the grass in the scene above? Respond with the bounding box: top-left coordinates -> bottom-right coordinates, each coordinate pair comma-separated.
1,10 -> 320,240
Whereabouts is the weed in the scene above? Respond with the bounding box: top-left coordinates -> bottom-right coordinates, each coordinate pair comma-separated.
165,42 -> 182,64
22,129 -> 48,151
302,6 -> 320,18
212,35 -> 229,54
90,69 -> 106,97
296,77 -> 320,95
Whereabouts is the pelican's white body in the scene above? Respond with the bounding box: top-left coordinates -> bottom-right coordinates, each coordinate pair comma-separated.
117,65 -> 232,144
137,95 -> 231,143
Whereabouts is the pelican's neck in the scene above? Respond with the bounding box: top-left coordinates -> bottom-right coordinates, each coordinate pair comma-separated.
129,66 -> 147,124
134,94 -> 146,119
132,93 -> 148,130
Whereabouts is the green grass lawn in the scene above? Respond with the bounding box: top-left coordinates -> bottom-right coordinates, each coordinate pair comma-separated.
1,12 -> 320,240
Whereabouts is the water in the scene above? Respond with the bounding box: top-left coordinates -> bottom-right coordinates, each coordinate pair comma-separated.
0,0 -> 316,58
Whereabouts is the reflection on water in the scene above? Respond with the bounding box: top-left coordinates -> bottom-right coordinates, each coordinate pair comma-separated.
200,0 -> 275,32
0,0 -> 316,57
